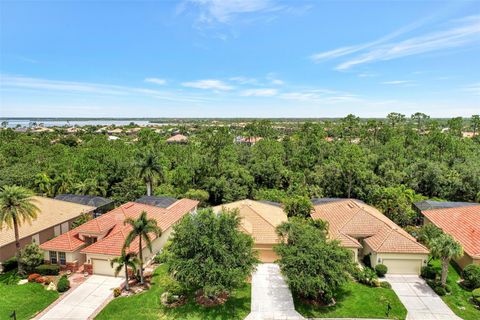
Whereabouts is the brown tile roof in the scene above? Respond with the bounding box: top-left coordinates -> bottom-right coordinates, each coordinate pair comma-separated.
0,196 -> 95,248
311,199 -> 428,254
40,199 -> 198,255
166,134 -> 188,143
422,205 -> 480,258
213,200 -> 288,245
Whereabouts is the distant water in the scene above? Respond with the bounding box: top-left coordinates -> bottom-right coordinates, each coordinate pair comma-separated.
1,119 -> 153,128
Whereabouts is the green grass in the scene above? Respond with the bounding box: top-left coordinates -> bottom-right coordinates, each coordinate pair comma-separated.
0,272 -> 59,320
430,260 -> 480,320
96,264 -> 251,320
294,281 -> 407,319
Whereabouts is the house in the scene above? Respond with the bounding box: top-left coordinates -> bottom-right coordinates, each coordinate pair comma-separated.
235,136 -> 263,145
0,197 -> 95,266
311,198 -> 429,274
213,200 -> 288,263
39,199 -> 198,275
166,134 -> 188,144
417,201 -> 480,269
55,194 -> 115,217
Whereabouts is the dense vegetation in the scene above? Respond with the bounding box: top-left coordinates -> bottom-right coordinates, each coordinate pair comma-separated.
1,114 -> 479,227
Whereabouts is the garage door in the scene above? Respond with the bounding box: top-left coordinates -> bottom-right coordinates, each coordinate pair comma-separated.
92,259 -> 119,276
382,259 -> 422,275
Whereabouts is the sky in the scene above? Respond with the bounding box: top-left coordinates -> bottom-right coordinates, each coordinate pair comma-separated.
0,0 -> 479,118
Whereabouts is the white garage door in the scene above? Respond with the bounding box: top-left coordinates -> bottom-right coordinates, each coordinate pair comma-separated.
92,259 -> 118,276
383,259 -> 422,275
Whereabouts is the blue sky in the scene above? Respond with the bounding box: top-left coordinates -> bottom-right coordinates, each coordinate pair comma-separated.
0,0 -> 479,118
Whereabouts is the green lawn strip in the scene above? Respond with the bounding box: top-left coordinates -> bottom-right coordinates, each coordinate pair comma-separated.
430,260 -> 480,320
96,264 -> 251,320
0,282 -> 59,320
294,281 -> 407,319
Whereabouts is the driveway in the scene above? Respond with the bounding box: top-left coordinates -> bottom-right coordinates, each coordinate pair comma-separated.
385,275 -> 460,320
37,275 -> 124,320
245,263 -> 304,320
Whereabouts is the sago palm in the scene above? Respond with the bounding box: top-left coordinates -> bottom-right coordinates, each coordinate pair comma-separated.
0,186 -> 40,275
430,234 -> 463,287
110,251 -> 140,291
123,211 -> 162,284
137,152 -> 163,196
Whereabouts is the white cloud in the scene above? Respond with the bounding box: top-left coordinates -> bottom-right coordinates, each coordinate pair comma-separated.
181,79 -> 233,90
241,88 -> 277,96
382,80 -> 414,85
279,89 -> 359,103
462,82 -> 480,95
229,76 -> 258,85
144,78 -> 167,85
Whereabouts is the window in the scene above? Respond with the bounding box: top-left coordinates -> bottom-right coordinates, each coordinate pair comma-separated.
58,252 -> 66,265
49,251 -> 57,264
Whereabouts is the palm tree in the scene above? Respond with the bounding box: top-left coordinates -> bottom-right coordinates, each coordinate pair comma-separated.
137,152 -> 163,196
430,234 -> 463,287
34,173 -> 53,196
53,172 -> 74,195
0,186 -> 40,275
123,211 -> 162,284
110,251 -> 140,291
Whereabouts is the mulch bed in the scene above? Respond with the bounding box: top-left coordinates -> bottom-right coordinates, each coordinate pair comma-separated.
195,290 -> 229,307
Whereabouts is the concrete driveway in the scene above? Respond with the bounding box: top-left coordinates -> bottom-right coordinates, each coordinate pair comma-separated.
385,275 -> 460,320
245,263 -> 304,320
37,275 -> 124,320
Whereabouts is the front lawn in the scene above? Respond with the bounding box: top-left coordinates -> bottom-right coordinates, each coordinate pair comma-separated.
430,260 -> 480,320
0,271 -> 59,320
96,264 -> 251,320
294,281 -> 407,319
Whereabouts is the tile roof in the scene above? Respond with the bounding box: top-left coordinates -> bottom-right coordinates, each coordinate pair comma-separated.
0,196 -> 95,248
311,199 -> 428,254
422,205 -> 480,258
213,200 -> 288,245
40,199 -> 198,255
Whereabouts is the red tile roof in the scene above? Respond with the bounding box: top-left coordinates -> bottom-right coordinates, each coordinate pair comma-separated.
312,199 -> 428,254
422,205 -> 480,258
40,199 -> 198,255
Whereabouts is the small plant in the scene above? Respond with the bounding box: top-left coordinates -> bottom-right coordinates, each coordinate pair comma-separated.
463,264 -> 480,289
421,265 -> 437,280
57,275 -> 70,292
472,288 -> 480,306
35,264 -> 60,275
113,287 -> 121,298
28,273 -> 41,282
433,285 -> 446,296
2,257 -> 18,272
354,267 -> 378,286
380,281 -> 392,289
375,264 -> 388,277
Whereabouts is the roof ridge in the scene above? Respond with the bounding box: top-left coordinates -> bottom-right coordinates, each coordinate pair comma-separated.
375,227 -> 395,251
242,200 -> 280,229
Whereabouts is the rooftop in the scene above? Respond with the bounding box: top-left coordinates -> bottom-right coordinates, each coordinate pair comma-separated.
135,196 -> 178,208
55,194 -> 113,208
414,200 -> 478,212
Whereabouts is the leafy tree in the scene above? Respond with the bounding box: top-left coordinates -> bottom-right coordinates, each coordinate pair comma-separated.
387,112 -> 406,129
274,218 -> 354,303
0,186 -> 40,275
254,188 -> 288,203
183,189 -> 209,207
110,251 -> 140,291
167,208 -> 258,300
20,243 -> 44,273
471,115 -> 480,136
34,173 -> 54,196
447,117 -> 463,137
137,151 -> 163,196
123,211 -> 162,284
283,195 -> 313,218
411,112 -> 430,132
71,212 -> 92,228
430,234 -> 463,287
418,223 -> 443,246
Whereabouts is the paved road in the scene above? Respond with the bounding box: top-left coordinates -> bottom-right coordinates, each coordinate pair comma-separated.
245,263 -> 304,320
385,275 -> 461,320
37,275 -> 123,320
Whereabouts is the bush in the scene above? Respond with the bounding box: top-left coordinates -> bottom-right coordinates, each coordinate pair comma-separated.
463,264 -> 480,289
444,284 -> 452,293
2,257 -> 18,272
28,273 -> 41,282
57,275 -> 70,292
433,285 -> 446,296
35,264 -> 60,275
472,288 -> 480,306
421,265 -> 437,280
375,264 -> 388,277
380,281 -> 392,289
154,242 -> 172,264
357,268 -> 378,286
20,244 -> 44,273
113,287 -> 121,298
164,278 -> 186,296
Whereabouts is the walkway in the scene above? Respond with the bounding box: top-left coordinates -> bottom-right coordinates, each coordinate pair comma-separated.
37,275 -> 123,320
385,275 -> 460,320
245,263 -> 304,320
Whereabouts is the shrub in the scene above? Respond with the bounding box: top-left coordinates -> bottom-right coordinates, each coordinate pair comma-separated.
380,281 -> 392,289
472,288 -> 480,306
463,264 -> 480,289
375,264 -> 388,277
357,268 -> 378,286
57,275 -> 70,292
164,278 -> 186,296
20,244 -> 44,273
2,257 -> 18,272
35,276 -> 46,284
433,285 -> 446,296
154,242 -> 172,264
421,266 -> 437,280
28,273 -> 41,282
35,264 -> 60,275
113,287 -> 121,298
444,284 -> 452,293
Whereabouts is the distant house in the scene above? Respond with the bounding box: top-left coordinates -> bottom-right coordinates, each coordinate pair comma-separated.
55,194 -> 114,217
235,136 -> 263,145
417,201 -> 480,269
213,200 -> 288,263
107,128 -> 123,135
108,135 -> 120,141
462,131 -> 475,138
40,199 -> 198,275
65,127 -> 82,134
311,198 -> 429,274
32,127 -> 54,133
166,134 -> 188,144
0,197 -> 95,267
